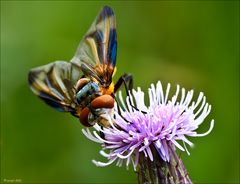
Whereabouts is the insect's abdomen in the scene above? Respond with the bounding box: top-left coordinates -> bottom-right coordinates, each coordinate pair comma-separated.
76,82 -> 101,106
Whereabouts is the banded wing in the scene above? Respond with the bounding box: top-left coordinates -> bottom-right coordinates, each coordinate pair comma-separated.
71,6 -> 117,87
28,61 -> 82,113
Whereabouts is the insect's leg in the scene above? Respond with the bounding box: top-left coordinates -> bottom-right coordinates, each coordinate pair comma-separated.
114,74 -> 146,114
114,73 -> 138,111
99,126 -> 105,139
114,73 -> 134,109
114,73 -> 133,94
112,93 -> 132,124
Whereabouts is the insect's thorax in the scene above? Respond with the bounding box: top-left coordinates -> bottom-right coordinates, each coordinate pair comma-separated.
75,79 -> 114,108
76,81 -> 101,107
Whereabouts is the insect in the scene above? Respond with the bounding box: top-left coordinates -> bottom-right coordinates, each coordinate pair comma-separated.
28,6 -> 133,127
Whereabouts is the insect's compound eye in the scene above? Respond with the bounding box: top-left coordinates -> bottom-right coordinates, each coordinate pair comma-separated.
79,107 -> 93,127
91,94 -> 114,109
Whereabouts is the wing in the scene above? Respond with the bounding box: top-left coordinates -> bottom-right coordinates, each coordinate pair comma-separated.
70,6 -> 117,86
28,61 -> 82,112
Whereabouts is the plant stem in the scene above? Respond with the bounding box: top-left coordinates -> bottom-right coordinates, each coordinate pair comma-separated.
137,141 -> 192,184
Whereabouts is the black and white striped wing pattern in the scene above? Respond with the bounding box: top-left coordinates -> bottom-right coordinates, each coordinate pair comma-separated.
71,6 -> 117,86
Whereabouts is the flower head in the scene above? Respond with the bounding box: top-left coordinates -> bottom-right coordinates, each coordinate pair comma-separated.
82,81 -> 214,170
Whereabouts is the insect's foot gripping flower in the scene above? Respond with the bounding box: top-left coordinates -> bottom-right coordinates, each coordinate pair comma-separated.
82,81 -> 214,183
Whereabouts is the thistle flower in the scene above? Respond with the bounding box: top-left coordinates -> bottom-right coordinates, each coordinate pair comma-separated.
82,81 -> 214,183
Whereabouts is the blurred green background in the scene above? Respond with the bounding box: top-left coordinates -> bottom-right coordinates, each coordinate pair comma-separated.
1,1 -> 239,183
